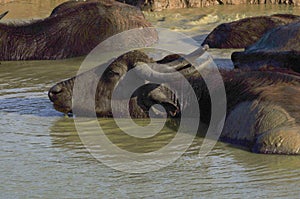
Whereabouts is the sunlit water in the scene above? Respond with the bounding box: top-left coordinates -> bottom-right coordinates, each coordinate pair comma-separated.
1,1 -> 300,198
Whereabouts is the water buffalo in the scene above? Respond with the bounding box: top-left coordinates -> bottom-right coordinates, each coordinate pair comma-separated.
202,14 -> 300,48
149,68 -> 300,154
188,69 -> 300,154
0,0 -> 157,60
48,47 -> 207,117
232,22 -> 300,73
48,49 -> 300,154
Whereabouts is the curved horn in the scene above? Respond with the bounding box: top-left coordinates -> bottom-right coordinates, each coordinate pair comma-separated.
153,44 -> 209,72
134,62 -> 185,82
134,45 -> 210,82
0,11 -> 9,20
184,44 -> 209,60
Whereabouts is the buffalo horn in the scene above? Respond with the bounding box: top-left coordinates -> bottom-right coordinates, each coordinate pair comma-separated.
134,45 -> 210,82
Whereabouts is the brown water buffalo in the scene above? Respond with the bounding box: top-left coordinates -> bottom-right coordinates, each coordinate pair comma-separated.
0,0 -> 157,60
159,68 -> 300,155
189,69 -> 300,154
202,14 -> 300,48
232,22 -> 300,73
48,47 -> 207,117
48,49 -> 300,154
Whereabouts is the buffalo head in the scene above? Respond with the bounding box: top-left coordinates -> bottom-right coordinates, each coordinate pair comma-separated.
48,47 -> 208,117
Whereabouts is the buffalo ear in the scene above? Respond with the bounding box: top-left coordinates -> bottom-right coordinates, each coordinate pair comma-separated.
134,83 -> 181,117
161,101 -> 180,117
149,91 -> 180,117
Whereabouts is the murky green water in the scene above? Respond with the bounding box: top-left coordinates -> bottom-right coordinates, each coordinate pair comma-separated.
1,1 -> 300,198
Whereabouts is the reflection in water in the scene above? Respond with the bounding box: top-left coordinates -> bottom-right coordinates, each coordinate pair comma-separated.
1,1 -> 300,197
48,117 -> 300,197
51,117 -> 184,153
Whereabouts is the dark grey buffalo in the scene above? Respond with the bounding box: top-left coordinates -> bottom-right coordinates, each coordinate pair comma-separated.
48,49 -> 300,155
48,48 -> 206,117
232,22 -> 300,73
0,0 -> 157,60
188,69 -> 300,154
202,14 -> 300,49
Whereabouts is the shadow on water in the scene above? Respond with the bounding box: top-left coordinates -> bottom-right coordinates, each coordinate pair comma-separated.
47,108 -> 300,198
49,115 -> 300,172
49,117 -> 183,154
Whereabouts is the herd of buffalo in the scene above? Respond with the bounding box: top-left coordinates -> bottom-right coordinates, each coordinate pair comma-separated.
3,0 -> 300,154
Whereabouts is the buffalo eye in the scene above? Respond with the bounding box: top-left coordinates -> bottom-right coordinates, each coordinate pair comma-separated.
107,70 -> 120,78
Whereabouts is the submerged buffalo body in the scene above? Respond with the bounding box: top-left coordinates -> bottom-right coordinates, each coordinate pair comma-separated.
202,14 -> 300,49
232,22 -> 300,73
188,70 -> 300,154
0,0 -> 157,60
49,50 -> 300,155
